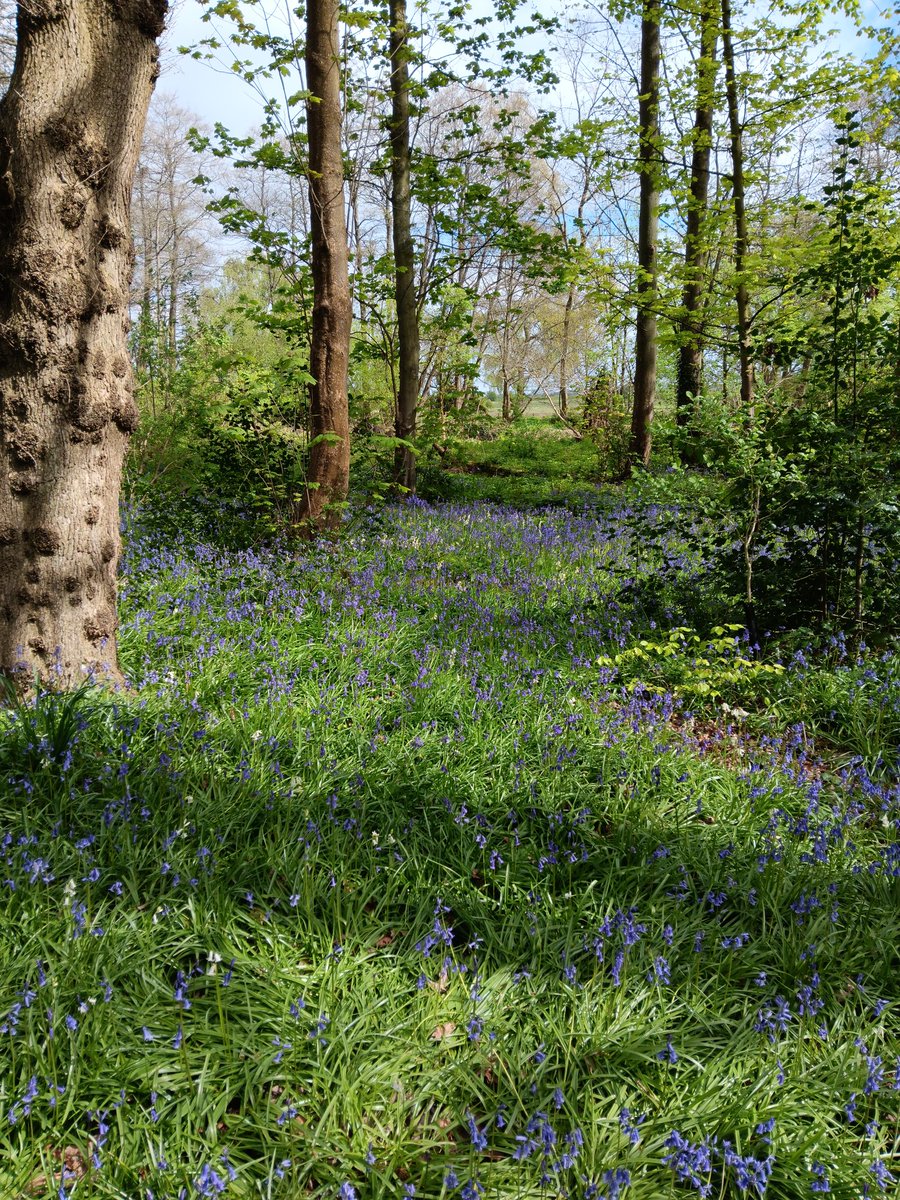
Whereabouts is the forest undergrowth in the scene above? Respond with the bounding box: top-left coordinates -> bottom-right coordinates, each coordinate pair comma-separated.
0,494 -> 898,1198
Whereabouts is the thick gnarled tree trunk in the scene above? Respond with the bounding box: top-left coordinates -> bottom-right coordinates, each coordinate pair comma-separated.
298,0 -> 351,532
0,0 -> 167,688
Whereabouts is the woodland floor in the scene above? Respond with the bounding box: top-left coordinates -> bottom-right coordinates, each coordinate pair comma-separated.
0,494 -> 898,1198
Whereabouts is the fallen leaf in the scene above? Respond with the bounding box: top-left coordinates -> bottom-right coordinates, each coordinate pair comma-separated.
29,1146 -> 88,1194
427,969 -> 450,994
431,1022 -> 456,1041
61,1147 -> 88,1178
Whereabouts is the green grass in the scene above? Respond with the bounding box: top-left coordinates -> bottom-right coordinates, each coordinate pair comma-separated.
420,424 -> 607,507
0,497 -> 897,1199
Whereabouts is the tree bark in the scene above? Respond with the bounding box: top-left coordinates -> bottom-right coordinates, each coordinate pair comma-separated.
676,0 -> 717,429
389,0 -> 418,494
721,0 -> 754,411
0,0 -> 167,688
297,0 -> 351,532
558,285 -> 575,417
166,157 -> 178,367
558,170 -> 592,419
630,2 -> 661,470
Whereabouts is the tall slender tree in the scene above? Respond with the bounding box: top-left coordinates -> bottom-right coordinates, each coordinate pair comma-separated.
629,0 -> 661,468
388,0 -> 419,493
676,0 -> 718,426
297,0 -> 352,531
0,0 -> 167,687
721,0 -> 754,410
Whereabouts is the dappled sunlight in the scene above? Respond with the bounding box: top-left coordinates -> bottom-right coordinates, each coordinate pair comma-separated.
0,500 -> 897,1196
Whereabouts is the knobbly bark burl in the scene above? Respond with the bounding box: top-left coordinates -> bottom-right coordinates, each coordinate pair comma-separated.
0,0 -> 166,687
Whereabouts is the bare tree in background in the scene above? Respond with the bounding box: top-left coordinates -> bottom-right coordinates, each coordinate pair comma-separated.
131,93 -> 218,388
0,0 -> 15,93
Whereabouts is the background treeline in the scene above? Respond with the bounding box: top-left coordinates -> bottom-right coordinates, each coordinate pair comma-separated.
7,0 -> 900,642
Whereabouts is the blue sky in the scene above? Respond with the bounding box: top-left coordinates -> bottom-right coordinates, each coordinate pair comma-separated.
159,1 -> 276,132
157,0 -> 896,135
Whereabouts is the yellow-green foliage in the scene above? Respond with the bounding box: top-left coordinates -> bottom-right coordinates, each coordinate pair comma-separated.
597,625 -> 784,701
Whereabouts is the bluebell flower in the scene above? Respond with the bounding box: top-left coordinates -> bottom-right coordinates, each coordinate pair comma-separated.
272,1036 -> 291,1064
870,1159 -> 894,1191
619,1107 -> 645,1145
657,1038 -> 678,1064
603,1167 -> 631,1199
193,1161 -> 227,1195
755,1117 -> 775,1143
810,1161 -> 830,1192
309,1013 -> 330,1045
663,1130 -> 712,1196
864,1054 -> 884,1095
466,1112 -> 487,1151
651,956 -> 671,984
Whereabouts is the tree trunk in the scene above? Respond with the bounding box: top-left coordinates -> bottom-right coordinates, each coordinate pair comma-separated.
389,0 -> 418,494
630,3 -> 661,470
499,255 -> 514,421
558,170 -> 592,420
558,284 -> 575,417
721,0 -> 754,410
166,163 -> 178,368
297,0 -> 351,532
676,0 -> 717,429
0,0 -> 167,688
